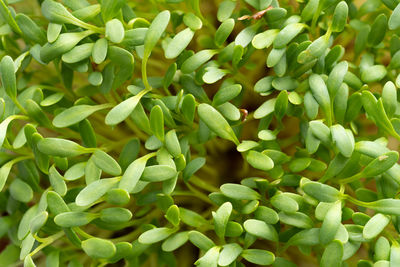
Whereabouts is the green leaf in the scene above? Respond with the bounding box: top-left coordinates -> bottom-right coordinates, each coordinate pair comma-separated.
85,157 -> 101,184
100,0 -> 124,22
273,23 -> 305,48
108,46 -> 135,90
139,227 -> 176,244
243,219 -> 278,241
183,12 -> 202,30
181,94 -> 196,123
309,120 -> 331,145
181,50 -> 217,74
212,84 -> 242,106
119,154 -> 153,193
162,231 -> 189,252
361,65 -> 387,83
40,30 -> 94,63
220,183 -> 260,200
179,207 -> 208,228
302,180 -> 342,202
54,211 -> 97,227
237,140 -> 259,152
270,193 -> 298,213
382,81 -> 397,118
141,165 -> 177,182
327,61 -> 348,98
272,77 -> 298,91
53,104 -> 111,128
367,199 -> 400,216
274,90 -> 288,120
332,1 -> 348,32
16,14 -> 46,45
304,92 -> 319,119
367,14 -> 387,47
42,0 -> 79,24
25,99 -> 52,128
225,221 -> 243,237
9,179 -> 33,203
188,231 -> 215,251
40,92 -> 64,107
375,236 -> 390,261
389,3 -> 400,30
217,0 -> 236,22
144,10 -> 170,59
165,205 -> 180,226
48,165 -> 67,196
106,188 -> 130,205
24,255 -> 36,267
82,238 -> 116,259
267,48 -> 285,68
331,124 -> 354,157
212,202 -> 232,238
252,29 -> 279,50
246,150 -> 274,171
320,201 -> 342,245
333,84 -> 348,124
0,116 -> 23,149
320,240 -> 343,267
165,130 -> 181,157
92,38 -> 108,64
286,228 -> 320,247
244,0 -> 271,9
61,43 -> 94,63
218,243 -> 242,266
298,35 -> 330,63
100,207 -> 132,223
150,105 -> 165,142
254,76 -> 273,94
183,157 -> 206,181
241,249 -> 275,265
37,138 -> 89,157
64,162 -> 86,181
75,178 -> 119,206
198,103 -> 239,144
105,19 -> 125,44
47,191 -> 70,215
254,98 -> 277,119
255,206 -> 279,224
278,211 -> 313,228
215,19 -> 235,47
390,243 -> 400,266
0,56 -> 16,99
309,74 -> 331,124
0,0 -> 21,35
362,151 -> 399,177
363,213 -> 390,239
47,23 -> 62,43
79,119 -> 97,148
105,89 -> 149,126
92,150 -> 121,176
165,28 -> 194,59
195,246 -> 220,267
235,23 -> 259,47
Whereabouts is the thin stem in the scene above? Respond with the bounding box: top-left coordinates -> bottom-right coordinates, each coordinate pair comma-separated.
29,231 -> 65,257
73,227 -> 95,240
142,57 -> 151,91
190,175 -> 219,192
339,173 -> 362,184
344,194 -> 369,207
311,5 -> 322,37
12,98 -> 27,115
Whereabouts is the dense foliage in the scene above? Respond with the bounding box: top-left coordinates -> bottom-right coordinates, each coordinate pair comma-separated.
2,0 -> 400,266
